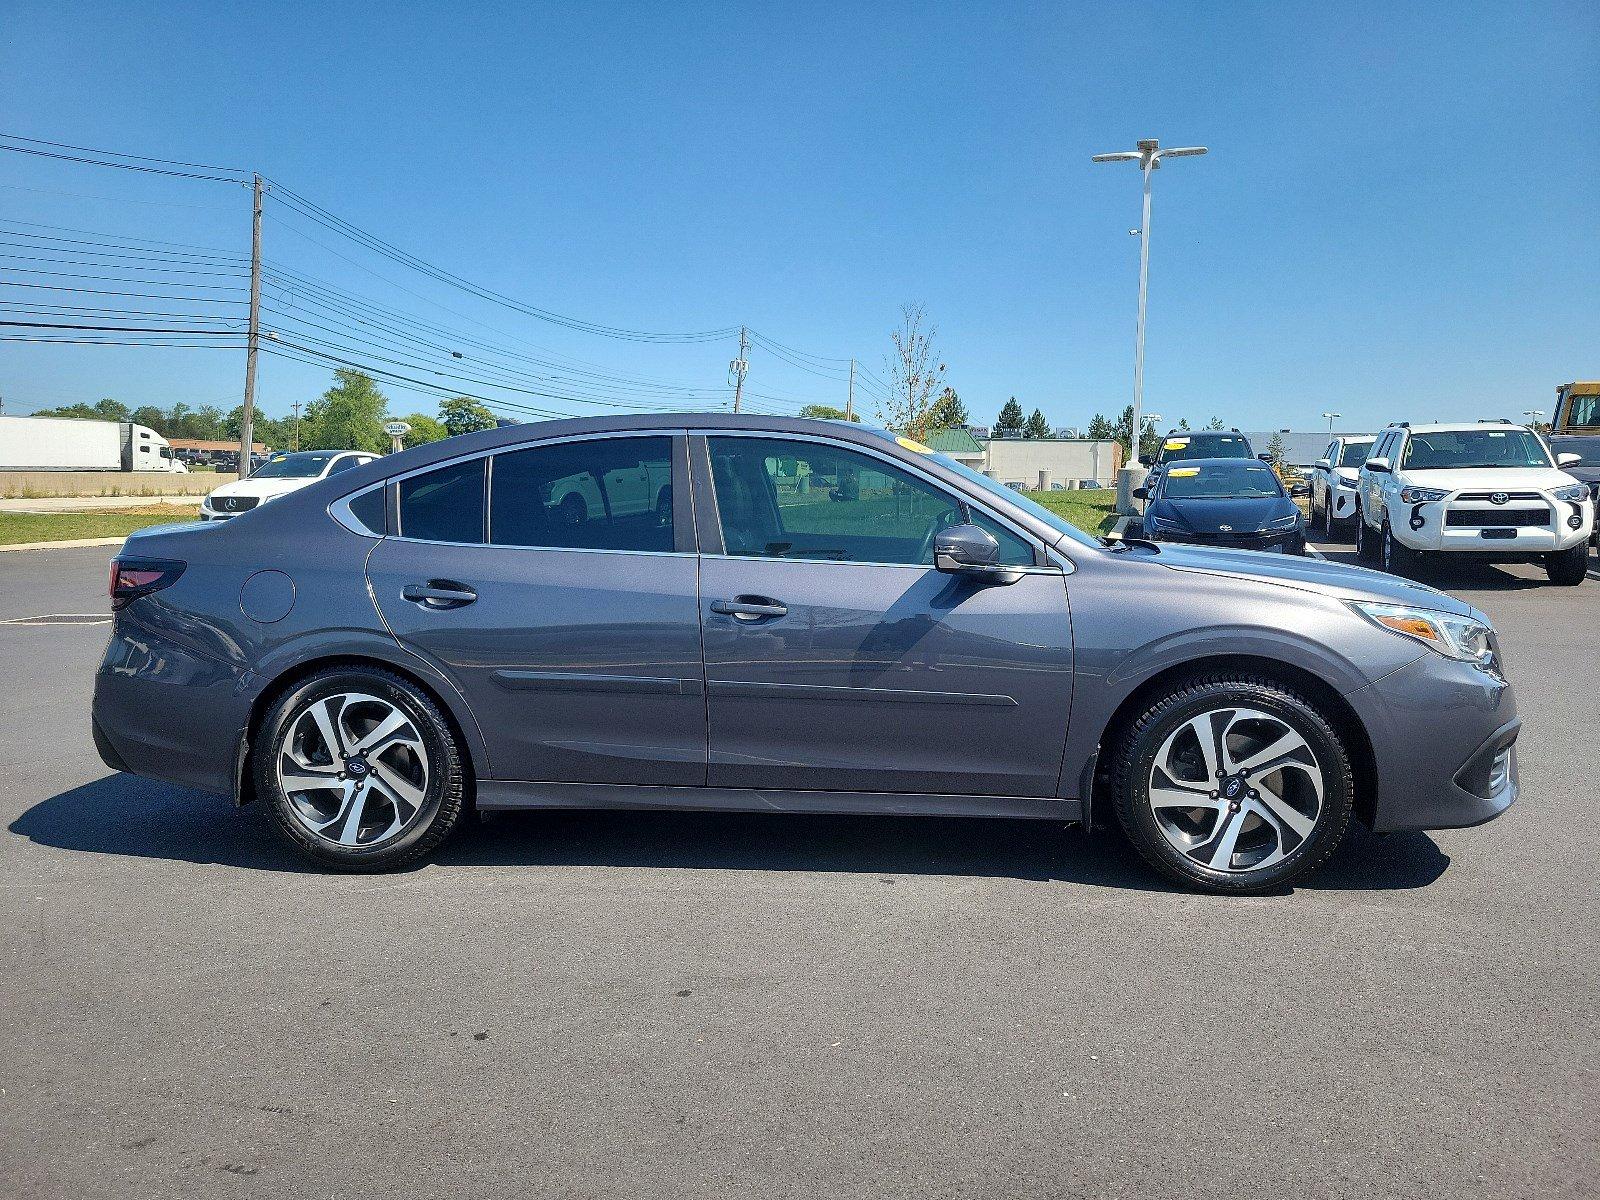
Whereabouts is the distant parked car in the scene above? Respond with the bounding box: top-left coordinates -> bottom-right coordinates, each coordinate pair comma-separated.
201,450 -> 378,520
1143,429 -> 1258,472
1309,435 -> 1375,533
1135,458 -> 1307,554
1354,421 -> 1593,584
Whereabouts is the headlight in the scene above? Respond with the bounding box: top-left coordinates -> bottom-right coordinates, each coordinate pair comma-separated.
1552,484 -> 1588,502
1335,477 -> 1358,489
1400,486 -> 1449,503
1351,601 -> 1496,669
1146,515 -> 1182,532
1267,512 -> 1300,529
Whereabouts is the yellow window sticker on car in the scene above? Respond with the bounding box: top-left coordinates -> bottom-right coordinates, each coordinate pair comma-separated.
896,436 -> 934,454
1167,467 -> 1201,477
1163,438 -> 1190,450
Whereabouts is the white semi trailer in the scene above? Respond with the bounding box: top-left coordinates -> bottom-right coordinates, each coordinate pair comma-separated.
0,415 -> 187,472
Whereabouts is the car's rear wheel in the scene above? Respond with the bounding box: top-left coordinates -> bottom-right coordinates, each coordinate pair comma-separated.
1546,541 -> 1589,586
1110,675 -> 1354,894
255,667 -> 467,870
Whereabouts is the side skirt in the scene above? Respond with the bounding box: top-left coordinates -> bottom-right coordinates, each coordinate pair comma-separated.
477,780 -> 1083,823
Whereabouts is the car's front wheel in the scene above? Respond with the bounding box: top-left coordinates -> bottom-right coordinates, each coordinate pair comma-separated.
1381,519 -> 1422,577
1354,506 -> 1378,561
1546,541 -> 1589,586
1110,675 -> 1354,894
254,666 -> 467,870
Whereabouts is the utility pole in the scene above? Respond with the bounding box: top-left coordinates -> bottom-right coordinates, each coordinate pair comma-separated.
846,358 -> 856,421
291,401 -> 302,452
239,173 -> 264,478
729,326 -> 749,413
1092,139 -> 1207,513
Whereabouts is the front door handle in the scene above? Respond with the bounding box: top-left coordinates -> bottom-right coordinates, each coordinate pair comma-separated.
711,596 -> 788,621
402,580 -> 478,609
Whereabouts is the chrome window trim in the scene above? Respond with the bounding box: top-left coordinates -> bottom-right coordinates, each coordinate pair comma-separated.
695,551 -> 1064,575
328,483 -> 385,539
697,428 -> 1050,566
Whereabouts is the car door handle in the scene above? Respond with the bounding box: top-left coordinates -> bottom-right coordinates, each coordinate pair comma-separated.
402,580 -> 478,609
710,596 -> 787,621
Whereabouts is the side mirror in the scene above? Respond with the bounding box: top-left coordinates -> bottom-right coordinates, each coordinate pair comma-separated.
1138,455 -> 1154,467
934,523 -> 1020,584
1257,453 -> 1274,462
1557,452 -> 1583,467
1131,486 -> 1149,500
1364,457 -> 1392,474
1290,482 -> 1310,497
1313,458 -> 1331,470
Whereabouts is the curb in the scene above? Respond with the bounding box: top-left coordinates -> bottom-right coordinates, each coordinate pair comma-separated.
0,537 -> 126,553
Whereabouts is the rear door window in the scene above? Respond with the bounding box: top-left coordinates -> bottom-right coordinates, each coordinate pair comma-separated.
398,458 -> 486,543
489,436 -> 674,552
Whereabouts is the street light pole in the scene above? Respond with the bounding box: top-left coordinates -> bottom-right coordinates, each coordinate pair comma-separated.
1092,140 -> 1206,512
1322,411 -> 1342,434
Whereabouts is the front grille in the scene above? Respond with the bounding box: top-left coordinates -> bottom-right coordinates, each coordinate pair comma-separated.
1445,508 -> 1549,527
212,495 -> 259,513
1456,491 -> 1542,502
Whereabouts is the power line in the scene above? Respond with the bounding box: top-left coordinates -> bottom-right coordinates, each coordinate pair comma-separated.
0,132 -> 247,183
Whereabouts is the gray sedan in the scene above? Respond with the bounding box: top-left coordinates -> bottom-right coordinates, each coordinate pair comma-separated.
91,415 -> 1518,893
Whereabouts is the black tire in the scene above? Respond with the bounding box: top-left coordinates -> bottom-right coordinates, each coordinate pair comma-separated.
1354,505 -> 1378,561
1109,674 -> 1354,894
1322,491 -> 1340,536
1546,541 -> 1589,586
1381,519 -> 1422,577
254,666 -> 467,871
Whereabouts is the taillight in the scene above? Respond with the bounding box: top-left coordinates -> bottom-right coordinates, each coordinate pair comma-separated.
109,557 -> 186,610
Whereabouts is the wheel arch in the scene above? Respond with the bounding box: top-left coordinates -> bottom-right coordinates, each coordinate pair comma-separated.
1092,653 -> 1378,829
234,653 -> 482,808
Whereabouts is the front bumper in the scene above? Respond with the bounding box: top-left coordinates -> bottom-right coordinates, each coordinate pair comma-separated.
1389,494 -> 1593,553
1329,484 -> 1359,519
1346,651 -> 1518,831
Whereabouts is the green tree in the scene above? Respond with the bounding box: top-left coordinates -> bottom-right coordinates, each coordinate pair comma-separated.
1206,416 -> 1226,431
1022,408 -> 1052,439
798,404 -> 859,421
1087,413 -> 1115,441
1265,431 -> 1288,469
301,370 -> 390,452
399,413 -> 448,446
927,387 -> 969,430
876,303 -> 946,440
129,405 -> 167,433
994,397 -> 1025,438
93,398 -> 131,422
438,395 -> 498,438
1177,417 -> 1192,431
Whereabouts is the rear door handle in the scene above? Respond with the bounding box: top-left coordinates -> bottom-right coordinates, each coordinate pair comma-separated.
402,580 -> 478,609
710,596 -> 787,621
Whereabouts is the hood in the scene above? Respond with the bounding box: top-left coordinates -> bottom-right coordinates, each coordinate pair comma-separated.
1397,466 -> 1579,493
207,477 -> 315,502
1150,494 -> 1300,534
1147,541 -> 1477,617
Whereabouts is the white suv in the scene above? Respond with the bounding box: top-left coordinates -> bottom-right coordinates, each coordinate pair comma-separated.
1309,434 -> 1375,533
1354,421 -> 1593,584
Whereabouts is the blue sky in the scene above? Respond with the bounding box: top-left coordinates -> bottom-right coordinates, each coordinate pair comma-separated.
2,1 -> 1595,435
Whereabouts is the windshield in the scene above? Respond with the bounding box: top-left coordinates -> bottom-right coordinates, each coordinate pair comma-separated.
1337,440 -> 1374,466
1401,429 -> 1551,470
1560,394 -> 1600,431
251,453 -> 334,479
1161,462 -> 1284,499
862,429 -> 1098,547
1159,434 -> 1252,462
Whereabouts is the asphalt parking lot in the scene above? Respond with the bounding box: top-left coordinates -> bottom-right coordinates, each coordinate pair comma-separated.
2,534 -> 1596,1199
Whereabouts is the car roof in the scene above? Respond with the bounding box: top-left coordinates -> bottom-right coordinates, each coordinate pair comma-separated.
1384,422 -> 1531,435
1159,456 -> 1276,469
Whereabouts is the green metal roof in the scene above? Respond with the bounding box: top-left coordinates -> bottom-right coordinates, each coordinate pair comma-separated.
917,427 -> 985,455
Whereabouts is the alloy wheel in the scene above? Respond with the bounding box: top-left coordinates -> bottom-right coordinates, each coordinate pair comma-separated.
277,692 -> 431,848
1146,706 -> 1324,874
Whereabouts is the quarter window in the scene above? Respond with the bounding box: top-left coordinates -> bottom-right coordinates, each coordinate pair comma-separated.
705,436 -> 1033,567
489,436 -> 674,553
398,458 -> 485,543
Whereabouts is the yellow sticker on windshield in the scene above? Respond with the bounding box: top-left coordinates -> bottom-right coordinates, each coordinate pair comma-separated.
896,436 -> 934,454
1168,467 -> 1201,477
1164,438 -> 1190,449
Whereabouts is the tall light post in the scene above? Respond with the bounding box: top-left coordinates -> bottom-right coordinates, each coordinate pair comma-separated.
1093,139 -> 1206,512
1523,408 -> 1545,429
1322,411 -> 1342,434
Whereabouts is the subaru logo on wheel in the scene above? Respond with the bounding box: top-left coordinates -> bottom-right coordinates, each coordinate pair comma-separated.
1490,491 -> 1509,505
